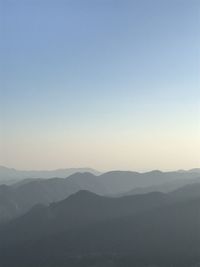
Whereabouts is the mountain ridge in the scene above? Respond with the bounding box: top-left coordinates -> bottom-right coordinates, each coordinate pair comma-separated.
0,184 -> 200,267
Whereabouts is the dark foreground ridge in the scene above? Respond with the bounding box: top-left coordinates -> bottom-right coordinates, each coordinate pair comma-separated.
0,183 -> 200,267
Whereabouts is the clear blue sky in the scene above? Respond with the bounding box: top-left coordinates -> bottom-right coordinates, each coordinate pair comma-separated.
0,0 -> 199,171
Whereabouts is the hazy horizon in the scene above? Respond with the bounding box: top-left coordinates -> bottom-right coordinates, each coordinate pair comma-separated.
1,0 -> 200,171
1,164 -> 200,174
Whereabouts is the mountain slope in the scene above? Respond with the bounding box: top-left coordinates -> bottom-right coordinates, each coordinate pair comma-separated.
0,172 -> 108,223
0,190 -> 169,245
0,178 -> 81,222
0,186 -> 200,267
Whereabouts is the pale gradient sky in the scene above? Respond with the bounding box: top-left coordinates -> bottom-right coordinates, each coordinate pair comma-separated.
0,0 -> 200,171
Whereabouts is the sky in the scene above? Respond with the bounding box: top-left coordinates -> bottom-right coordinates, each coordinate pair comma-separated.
0,0 -> 200,171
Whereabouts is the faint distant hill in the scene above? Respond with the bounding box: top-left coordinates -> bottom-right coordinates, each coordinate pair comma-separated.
98,170 -> 200,194
114,176 -> 200,197
0,166 -> 101,184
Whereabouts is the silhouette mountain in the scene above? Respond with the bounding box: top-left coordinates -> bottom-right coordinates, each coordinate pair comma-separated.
0,184 -> 200,266
116,176 -> 200,197
98,170 -> 200,194
0,175 -> 106,223
0,166 -> 101,184
0,169 -> 199,223
0,190 -> 169,245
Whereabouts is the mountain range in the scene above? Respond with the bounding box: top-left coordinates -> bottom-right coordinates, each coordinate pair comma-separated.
0,166 -> 101,184
0,166 -> 200,266
0,168 -> 199,223
0,183 -> 200,267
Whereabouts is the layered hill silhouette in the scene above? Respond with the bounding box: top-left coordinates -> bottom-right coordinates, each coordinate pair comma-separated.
0,169 -> 199,223
99,170 -> 200,194
0,166 -> 101,184
0,183 -> 200,267
0,173 -> 106,223
116,176 -> 200,197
